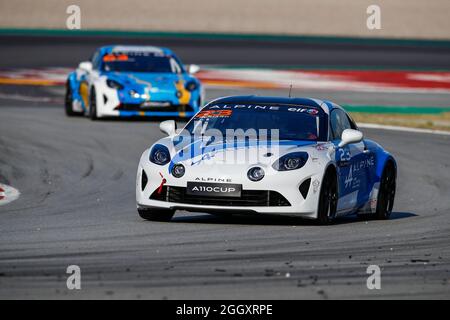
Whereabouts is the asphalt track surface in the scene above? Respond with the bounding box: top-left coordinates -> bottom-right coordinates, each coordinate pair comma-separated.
0,35 -> 450,299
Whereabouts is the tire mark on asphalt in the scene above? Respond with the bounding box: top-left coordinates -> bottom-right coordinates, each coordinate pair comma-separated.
81,154 -> 94,179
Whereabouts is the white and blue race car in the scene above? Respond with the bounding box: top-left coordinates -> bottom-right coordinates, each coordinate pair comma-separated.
65,45 -> 203,119
136,96 -> 397,224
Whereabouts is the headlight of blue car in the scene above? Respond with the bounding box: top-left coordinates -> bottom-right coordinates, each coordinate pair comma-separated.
106,79 -> 124,90
273,152 -> 309,171
185,80 -> 198,92
149,144 -> 171,165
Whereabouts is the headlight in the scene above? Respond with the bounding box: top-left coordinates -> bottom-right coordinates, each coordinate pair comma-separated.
171,164 -> 185,178
247,167 -> 265,182
273,152 -> 308,171
185,80 -> 198,92
129,90 -> 140,99
149,144 -> 171,165
106,79 -> 124,90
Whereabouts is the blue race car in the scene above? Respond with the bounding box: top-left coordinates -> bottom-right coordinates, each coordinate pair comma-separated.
65,45 -> 203,120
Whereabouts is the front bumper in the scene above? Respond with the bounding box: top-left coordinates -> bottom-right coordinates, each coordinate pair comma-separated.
101,101 -> 197,118
95,85 -> 201,118
136,157 -> 324,219
117,110 -> 196,118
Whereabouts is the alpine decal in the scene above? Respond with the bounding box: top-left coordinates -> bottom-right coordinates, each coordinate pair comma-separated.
208,104 -> 319,115
342,154 -> 375,190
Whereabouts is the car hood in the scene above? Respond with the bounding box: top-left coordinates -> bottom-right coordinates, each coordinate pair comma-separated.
165,138 -> 320,175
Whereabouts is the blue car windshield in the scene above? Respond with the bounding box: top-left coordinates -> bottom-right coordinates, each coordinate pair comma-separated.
184,103 -> 328,141
101,52 -> 183,73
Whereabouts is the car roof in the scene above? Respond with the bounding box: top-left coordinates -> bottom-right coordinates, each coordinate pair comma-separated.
98,45 -> 174,56
207,95 -> 344,114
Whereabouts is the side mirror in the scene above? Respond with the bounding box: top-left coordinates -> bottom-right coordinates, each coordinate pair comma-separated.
160,120 -> 177,136
338,129 -> 363,148
78,61 -> 93,72
187,64 -> 200,74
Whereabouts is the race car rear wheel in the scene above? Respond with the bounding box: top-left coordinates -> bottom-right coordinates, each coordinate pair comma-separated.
89,89 -> 98,120
374,161 -> 396,220
65,81 -> 77,116
317,169 -> 338,225
138,208 -> 174,222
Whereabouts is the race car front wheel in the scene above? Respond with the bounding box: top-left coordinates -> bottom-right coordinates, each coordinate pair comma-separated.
65,82 -> 77,116
375,162 -> 396,220
138,208 -> 175,222
89,89 -> 98,120
317,169 -> 338,225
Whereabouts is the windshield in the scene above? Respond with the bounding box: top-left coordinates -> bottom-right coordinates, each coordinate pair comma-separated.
184,103 -> 328,141
101,52 -> 183,73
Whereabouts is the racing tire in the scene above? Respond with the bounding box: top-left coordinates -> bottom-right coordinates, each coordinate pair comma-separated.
65,82 -> 77,117
374,162 -> 396,220
89,89 -> 98,121
138,208 -> 175,222
317,169 -> 338,225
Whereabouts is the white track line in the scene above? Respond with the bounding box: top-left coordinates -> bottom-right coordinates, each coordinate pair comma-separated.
0,184 -> 20,206
0,92 -> 56,102
358,123 -> 450,136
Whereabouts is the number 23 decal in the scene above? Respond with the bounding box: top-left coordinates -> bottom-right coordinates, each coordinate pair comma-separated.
338,148 -> 351,162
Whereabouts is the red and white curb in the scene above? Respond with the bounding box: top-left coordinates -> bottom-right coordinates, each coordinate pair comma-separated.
0,184 -> 20,206
1,67 -> 450,94
199,68 -> 450,93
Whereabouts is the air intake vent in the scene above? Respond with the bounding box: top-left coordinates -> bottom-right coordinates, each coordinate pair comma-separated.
299,178 -> 311,199
150,186 -> 291,207
141,169 -> 148,191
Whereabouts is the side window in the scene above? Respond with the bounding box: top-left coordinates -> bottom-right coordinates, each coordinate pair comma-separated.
91,51 -> 101,70
169,57 -> 182,74
330,109 -> 352,140
172,55 -> 186,73
347,114 -> 358,130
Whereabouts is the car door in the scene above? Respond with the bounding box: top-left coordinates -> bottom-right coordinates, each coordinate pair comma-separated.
330,109 -> 368,214
346,114 -> 374,208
